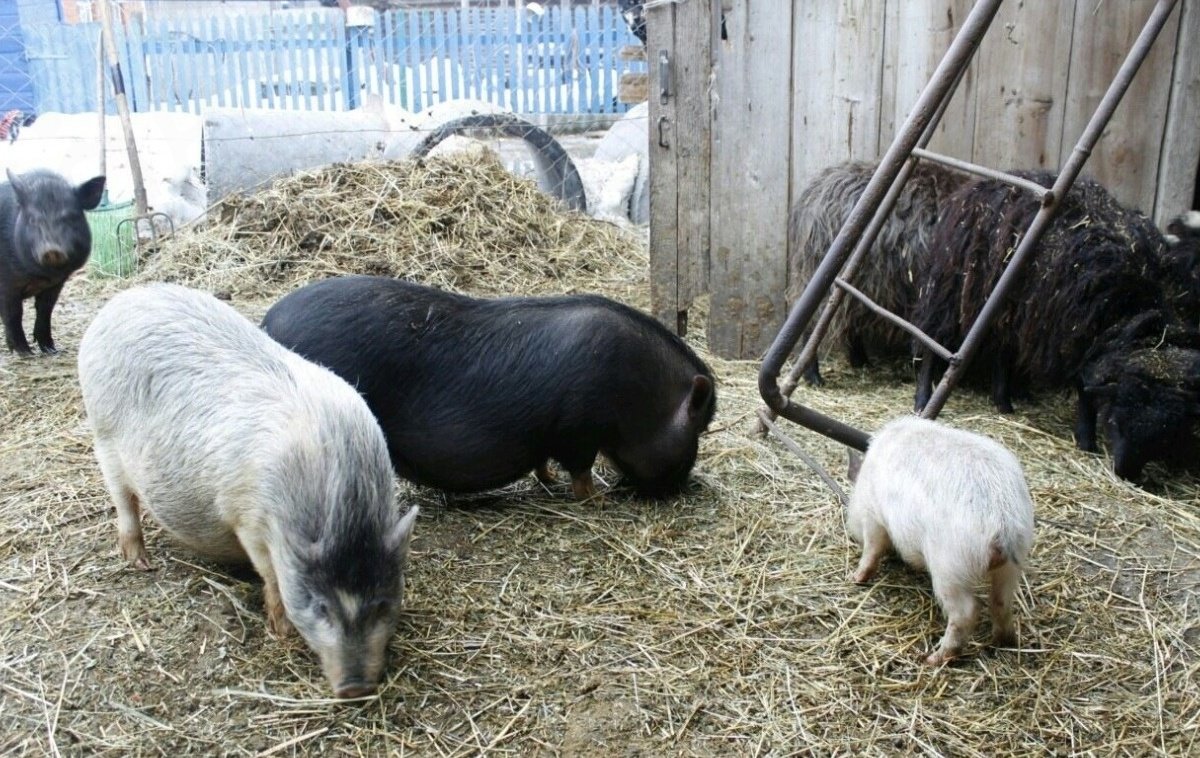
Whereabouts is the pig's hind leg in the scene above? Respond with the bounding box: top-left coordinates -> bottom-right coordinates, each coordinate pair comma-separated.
94,441 -> 151,570
988,560 -> 1022,648
926,568 -> 980,666
849,522 -> 890,584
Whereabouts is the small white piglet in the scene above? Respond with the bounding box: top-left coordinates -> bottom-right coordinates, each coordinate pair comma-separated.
846,415 -> 1034,665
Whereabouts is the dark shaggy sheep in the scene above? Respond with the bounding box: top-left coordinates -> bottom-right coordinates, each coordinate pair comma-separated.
912,172 -> 1199,480
1160,211 -> 1200,330
1079,317 -> 1200,479
786,160 -> 968,385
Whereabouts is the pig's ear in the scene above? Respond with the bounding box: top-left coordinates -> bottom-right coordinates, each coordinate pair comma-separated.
388,505 -> 419,558
688,375 -> 713,417
847,449 -> 863,482
6,169 -> 27,203
76,176 -> 107,210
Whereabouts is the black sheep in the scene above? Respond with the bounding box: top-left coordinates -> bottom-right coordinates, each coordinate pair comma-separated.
913,172 -> 1197,480
1160,211 -> 1200,330
786,160 -> 967,385
1078,315 -> 1200,478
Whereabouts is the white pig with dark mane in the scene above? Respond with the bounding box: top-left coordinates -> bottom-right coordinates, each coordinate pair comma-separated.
846,416 -> 1034,665
78,283 -> 418,698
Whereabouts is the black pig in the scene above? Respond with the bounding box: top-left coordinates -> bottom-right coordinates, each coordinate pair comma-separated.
0,168 -> 106,355
262,276 -> 717,499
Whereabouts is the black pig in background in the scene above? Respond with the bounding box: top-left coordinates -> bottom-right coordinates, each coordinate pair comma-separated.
0,168 -> 106,355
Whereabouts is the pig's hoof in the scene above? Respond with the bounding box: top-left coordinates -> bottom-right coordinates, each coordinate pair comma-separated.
535,462 -> 557,485
120,535 -> 152,570
992,630 -> 1018,649
571,474 -> 597,501
267,606 -> 294,638
924,649 -> 956,666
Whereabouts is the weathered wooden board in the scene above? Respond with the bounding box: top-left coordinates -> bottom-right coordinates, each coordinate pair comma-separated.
670,0 -> 714,313
1155,0 -> 1200,224
786,1 -> 887,299
646,0 -> 712,333
880,0 -> 977,161
707,0 -> 794,358
969,1 -> 1075,172
1061,0 -> 1180,215
647,0 -> 680,330
788,2 -> 886,193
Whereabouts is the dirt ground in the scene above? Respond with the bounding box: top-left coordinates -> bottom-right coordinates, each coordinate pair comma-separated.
2,270 -> 1199,756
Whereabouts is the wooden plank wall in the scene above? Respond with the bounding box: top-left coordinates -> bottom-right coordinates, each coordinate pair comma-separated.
706,1 -> 794,357
1158,0 -> 1200,217
788,2 -> 885,220
663,0 -> 1200,359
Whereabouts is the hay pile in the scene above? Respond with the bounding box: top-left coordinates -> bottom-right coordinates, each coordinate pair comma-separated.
3,154 -> 1199,755
105,151 -> 646,302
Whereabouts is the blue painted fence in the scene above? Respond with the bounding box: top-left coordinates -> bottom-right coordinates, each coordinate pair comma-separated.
22,6 -> 642,115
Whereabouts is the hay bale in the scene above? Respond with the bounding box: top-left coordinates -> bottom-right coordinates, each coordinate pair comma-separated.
103,151 -> 645,303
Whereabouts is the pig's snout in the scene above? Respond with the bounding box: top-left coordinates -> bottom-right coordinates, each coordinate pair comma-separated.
315,638 -> 389,700
334,679 -> 377,699
38,248 -> 67,267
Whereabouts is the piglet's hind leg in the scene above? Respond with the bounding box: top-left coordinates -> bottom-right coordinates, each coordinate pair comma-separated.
927,573 -> 979,666
989,561 -> 1022,648
850,523 -> 890,584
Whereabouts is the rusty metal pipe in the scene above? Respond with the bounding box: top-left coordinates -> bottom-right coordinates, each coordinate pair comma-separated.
920,0 -> 1181,418
834,279 -> 954,362
910,147 -> 1052,200
775,401 -> 870,452
759,0 -> 1004,417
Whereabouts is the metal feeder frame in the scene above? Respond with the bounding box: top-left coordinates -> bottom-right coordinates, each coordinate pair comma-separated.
757,0 -> 1181,488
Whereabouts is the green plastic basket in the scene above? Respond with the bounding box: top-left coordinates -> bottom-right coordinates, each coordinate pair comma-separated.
87,199 -> 136,278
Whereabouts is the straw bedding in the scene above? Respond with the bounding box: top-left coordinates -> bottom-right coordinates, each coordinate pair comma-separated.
1,153 -> 1198,756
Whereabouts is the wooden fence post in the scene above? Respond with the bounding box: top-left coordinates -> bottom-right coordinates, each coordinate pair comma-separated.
647,0 -> 712,337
